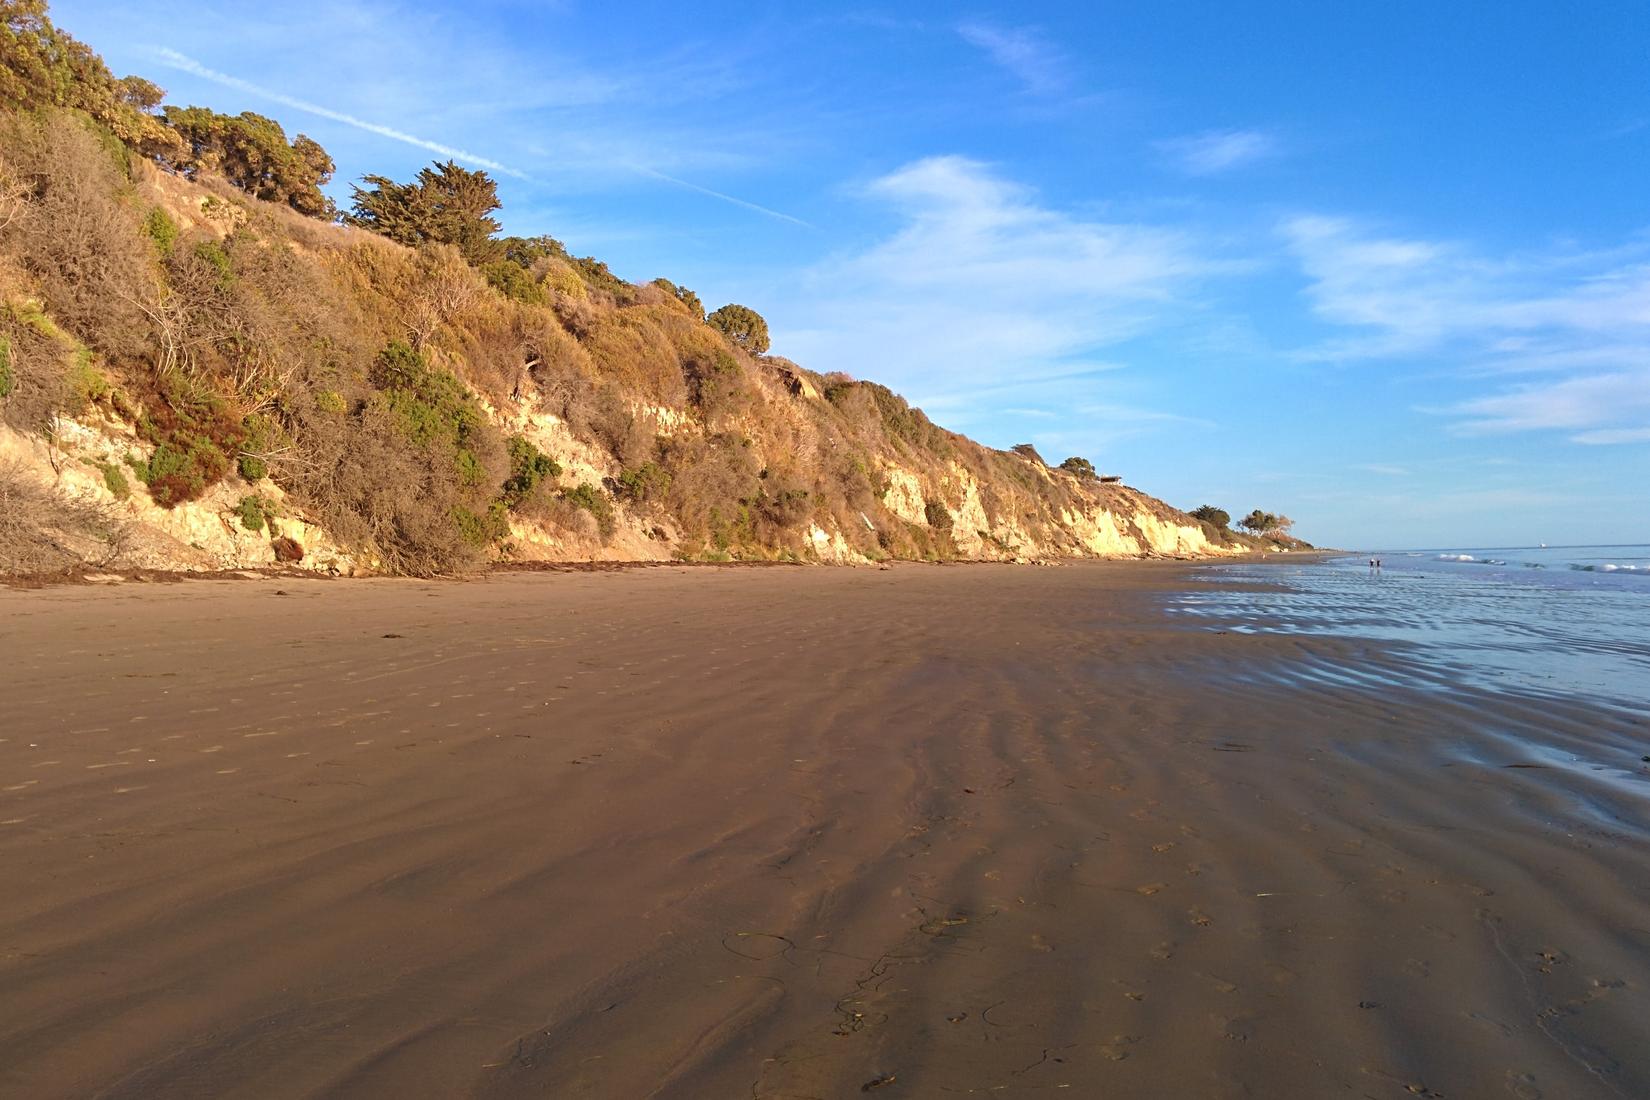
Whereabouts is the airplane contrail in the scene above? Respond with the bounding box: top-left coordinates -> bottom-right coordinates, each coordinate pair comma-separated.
153,48 -> 526,178
152,47 -> 812,227
634,167 -> 814,228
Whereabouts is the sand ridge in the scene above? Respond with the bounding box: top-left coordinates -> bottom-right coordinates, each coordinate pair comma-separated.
1,563 -> 1646,1097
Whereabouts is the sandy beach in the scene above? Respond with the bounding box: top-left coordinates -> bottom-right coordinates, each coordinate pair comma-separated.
1,562 -> 1646,1099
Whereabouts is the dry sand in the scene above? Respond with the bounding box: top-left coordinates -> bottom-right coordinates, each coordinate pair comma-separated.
1,562 -> 1646,1098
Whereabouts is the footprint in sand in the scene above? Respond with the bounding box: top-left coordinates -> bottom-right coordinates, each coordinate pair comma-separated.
1136,882 -> 1169,896
1149,941 -> 1176,961
1505,1071 -> 1542,1098
1099,1035 -> 1138,1061
1151,842 -> 1176,853
1188,908 -> 1213,927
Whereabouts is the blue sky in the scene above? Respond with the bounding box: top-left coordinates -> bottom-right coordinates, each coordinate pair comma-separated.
55,0 -> 1650,548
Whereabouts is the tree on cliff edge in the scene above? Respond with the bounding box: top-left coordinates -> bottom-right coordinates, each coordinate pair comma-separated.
346,161 -> 503,265
706,303 -> 770,354
1239,509 -> 1293,536
164,107 -> 335,217
1190,505 -> 1230,530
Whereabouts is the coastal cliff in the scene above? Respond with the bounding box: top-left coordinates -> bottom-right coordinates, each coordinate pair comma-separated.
0,5 -> 1278,577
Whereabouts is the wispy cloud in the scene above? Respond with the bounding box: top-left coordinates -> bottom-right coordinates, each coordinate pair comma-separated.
1157,129 -> 1278,175
1076,402 -> 1216,428
1450,371 -> 1650,440
776,156 -> 1222,425
151,47 -> 528,177
1283,215 -> 1650,442
1357,463 -> 1411,476
1574,427 -> 1650,444
956,22 -> 1069,95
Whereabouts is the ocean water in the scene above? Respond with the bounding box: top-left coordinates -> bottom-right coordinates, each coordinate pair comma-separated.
1169,545 -> 1650,714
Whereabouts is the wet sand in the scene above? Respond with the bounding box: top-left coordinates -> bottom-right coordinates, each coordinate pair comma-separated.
2,562 -> 1646,1098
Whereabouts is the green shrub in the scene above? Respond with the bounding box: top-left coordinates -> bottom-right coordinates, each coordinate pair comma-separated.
821,372 -> 856,404
501,435 -> 560,508
236,412 -> 276,481
755,486 -> 811,529
369,342 -> 492,485
616,461 -> 672,503
571,255 -> 632,300
138,436 -> 230,506
95,461 -> 129,499
373,343 -> 481,445
452,502 -> 509,547
481,259 -> 547,306
562,482 -> 615,537
924,499 -> 953,530
65,346 -> 108,411
0,336 -> 11,399
133,373 -> 245,506
315,389 -> 347,415
235,494 -> 270,531
193,239 -> 235,290
707,503 -> 754,552
143,208 -> 179,256
651,278 -> 704,320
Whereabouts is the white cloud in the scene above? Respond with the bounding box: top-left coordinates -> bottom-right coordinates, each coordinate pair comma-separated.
1285,216 -> 1650,357
775,156 -> 1219,415
1451,371 -> 1650,440
1157,129 -> 1278,175
956,22 -> 1069,95
1574,427 -> 1650,444
1283,216 -> 1650,442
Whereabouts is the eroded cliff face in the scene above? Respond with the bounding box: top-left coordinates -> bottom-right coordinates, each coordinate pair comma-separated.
0,116 -> 1243,578
1,388 -> 1232,576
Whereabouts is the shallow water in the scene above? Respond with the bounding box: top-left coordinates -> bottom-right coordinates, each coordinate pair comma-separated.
1173,548 -> 1650,714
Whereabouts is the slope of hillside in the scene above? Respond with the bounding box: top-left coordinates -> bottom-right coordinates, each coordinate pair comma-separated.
0,8 -> 1285,577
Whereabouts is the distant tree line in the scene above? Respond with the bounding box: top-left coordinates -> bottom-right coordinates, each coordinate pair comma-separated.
1189,505 -> 1294,539
1,1 -> 335,214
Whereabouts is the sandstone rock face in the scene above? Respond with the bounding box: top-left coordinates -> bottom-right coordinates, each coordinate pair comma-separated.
1,419 -> 356,576
2,397 -> 1237,576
